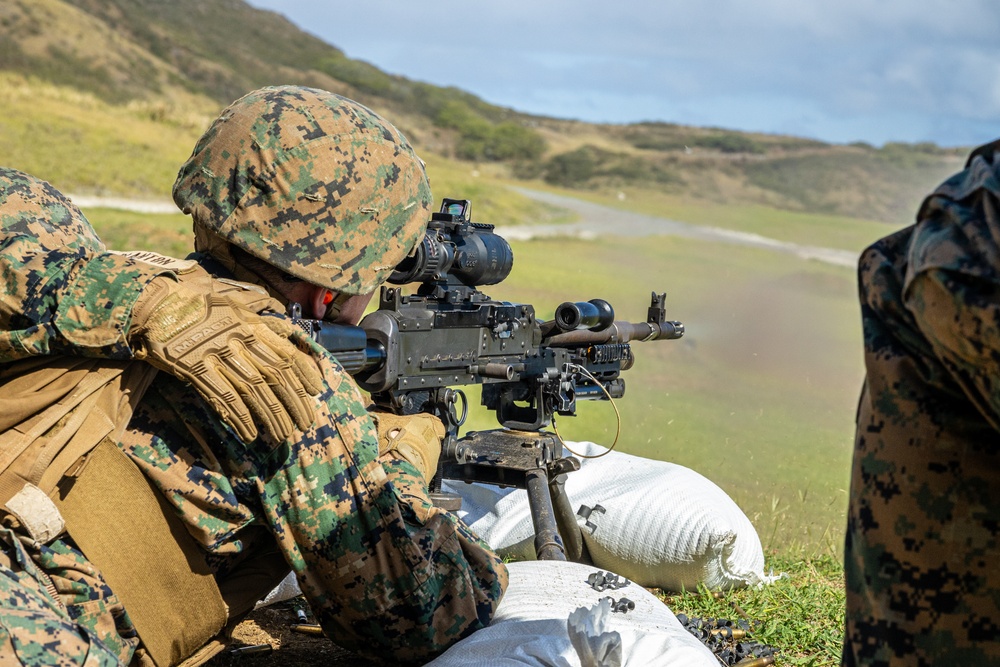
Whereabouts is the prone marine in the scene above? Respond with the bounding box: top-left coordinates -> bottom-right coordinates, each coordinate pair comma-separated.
0,85 -> 507,666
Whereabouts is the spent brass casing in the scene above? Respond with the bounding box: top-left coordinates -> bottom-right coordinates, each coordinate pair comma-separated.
734,656 -> 775,667
290,623 -> 325,636
711,627 -> 748,640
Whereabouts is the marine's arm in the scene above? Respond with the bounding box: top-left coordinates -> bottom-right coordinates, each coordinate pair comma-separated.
0,169 -> 162,361
0,168 -> 322,441
905,268 -> 1000,431
902,146 -> 1000,431
208,332 -> 504,663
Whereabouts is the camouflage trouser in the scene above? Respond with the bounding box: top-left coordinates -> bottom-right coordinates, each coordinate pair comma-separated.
843,229 -> 1000,666
0,526 -> 136,666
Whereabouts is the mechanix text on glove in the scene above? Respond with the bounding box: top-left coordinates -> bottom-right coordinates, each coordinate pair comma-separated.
129,276 -> 323,443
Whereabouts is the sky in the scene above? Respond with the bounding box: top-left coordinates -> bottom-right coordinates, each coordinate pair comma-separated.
246,0 -> 1000,148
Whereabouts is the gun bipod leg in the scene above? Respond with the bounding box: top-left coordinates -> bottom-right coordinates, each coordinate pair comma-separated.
524,468 -> 567,561
549,472 -> 591,564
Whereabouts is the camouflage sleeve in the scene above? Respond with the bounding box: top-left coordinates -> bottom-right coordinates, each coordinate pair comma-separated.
905,269 -> 1000,430
118,327 -> 506,664
228,338 -> 508,664
0,527 -> 131,666
845,144 -> 1000,667
903,145 -> 1000,430
0,168 -> 167,362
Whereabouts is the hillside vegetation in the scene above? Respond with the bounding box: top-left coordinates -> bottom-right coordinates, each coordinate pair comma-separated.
0,4 -> 942,662
0,0 -> 968,224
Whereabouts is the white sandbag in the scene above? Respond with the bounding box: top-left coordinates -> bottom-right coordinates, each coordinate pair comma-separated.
426,560 -> 717,667
444,441 -> 773,591
254,570 -> 300,609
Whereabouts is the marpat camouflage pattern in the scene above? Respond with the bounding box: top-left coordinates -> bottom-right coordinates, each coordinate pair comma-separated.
0,168 -> 166,361
844,140 -> 1000,666
0,526 -> 137,665
0,86 -> 506,666
173,85 -> 433,296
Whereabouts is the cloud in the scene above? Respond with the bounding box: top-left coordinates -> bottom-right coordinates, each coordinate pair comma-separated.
248,0 -> 1000,145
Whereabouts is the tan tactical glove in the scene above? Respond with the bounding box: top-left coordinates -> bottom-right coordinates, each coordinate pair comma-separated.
370,411 -> 445,482
129,276 -> 324,443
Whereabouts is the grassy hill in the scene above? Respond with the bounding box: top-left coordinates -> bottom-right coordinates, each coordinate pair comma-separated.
0,0 -> 968,224
1,5 -> 936,662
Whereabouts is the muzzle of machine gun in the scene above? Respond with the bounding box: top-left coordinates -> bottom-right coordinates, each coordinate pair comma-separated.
541,293 -> 684,346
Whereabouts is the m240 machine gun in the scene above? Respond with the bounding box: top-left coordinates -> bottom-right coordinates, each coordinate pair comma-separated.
293,198 -> 684,562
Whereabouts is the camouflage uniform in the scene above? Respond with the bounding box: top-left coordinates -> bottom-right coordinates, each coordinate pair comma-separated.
0,86 -> 507,666
0,168 -> 160,361
1,168 -> 152,664
0,526 -> 139,666
844,140 -> 1000,666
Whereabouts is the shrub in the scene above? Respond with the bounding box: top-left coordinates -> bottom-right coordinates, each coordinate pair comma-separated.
487,122 -> 546,161
436,100 -> 546,162
692,133 -> 765,154
543,147 -> 597,186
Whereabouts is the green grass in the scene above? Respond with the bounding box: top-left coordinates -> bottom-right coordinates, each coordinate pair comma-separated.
0,73 -> 210,197
740,149 -> 962,225
82,207 -> 193,256
660,554 -> 845,666
519,180 -> 903,253
457,232 -> 859,557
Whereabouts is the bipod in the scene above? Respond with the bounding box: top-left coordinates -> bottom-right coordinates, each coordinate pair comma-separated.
436,429 -> 589,562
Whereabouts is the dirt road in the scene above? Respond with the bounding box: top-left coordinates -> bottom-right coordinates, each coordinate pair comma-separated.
500,187 -> 859,268
68,187 -> 859,268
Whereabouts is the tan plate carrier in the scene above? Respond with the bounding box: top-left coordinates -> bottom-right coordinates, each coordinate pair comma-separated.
0,357 -> 229,667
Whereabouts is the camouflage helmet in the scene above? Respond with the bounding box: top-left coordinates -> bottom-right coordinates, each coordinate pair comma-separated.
0,167 -> 104,253
173,86 -> 433,295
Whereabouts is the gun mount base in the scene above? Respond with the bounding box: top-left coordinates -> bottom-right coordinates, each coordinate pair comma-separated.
441,429 -> 560,484
440,429 -> 589,562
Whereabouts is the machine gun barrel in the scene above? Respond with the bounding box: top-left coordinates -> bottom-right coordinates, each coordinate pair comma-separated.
291,197 -> 686,564
543,319 -> 684,346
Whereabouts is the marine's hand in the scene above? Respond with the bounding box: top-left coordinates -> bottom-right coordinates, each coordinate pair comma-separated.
129,276 -> 323,443
370,411 -> 445,482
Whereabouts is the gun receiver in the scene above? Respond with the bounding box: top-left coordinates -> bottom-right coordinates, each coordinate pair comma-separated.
293,198 -> 683,561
